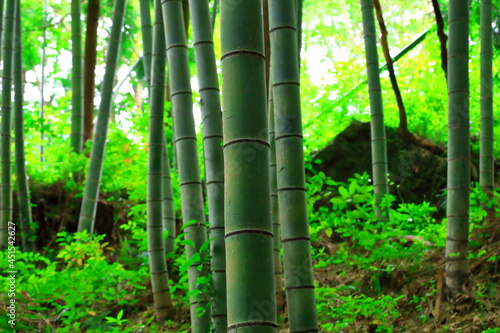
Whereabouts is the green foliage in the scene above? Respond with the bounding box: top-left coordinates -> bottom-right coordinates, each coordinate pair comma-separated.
0,233 -> 148,332
307,172 -> 499,331
316,286 -> 403,332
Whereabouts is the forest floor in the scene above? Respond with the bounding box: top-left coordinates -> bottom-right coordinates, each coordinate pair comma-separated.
304,236 -> 500,332
4,183 -> 500,333
127,229 -> 500,333
3,207 -> 499,333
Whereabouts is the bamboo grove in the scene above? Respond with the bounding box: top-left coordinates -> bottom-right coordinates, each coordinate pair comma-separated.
0,0 -> 497,331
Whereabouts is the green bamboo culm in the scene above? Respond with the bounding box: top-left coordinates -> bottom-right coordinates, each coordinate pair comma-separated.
360,0 -> 389,220
0,0 -> 4,64
161,1 -> 211,331
295,0 -> 303,61
77,0 -> 128,234
445,0 -> 470,294
70,0 -> 84,153
139,0 -> 176,253
269,0 -> 318,330
14,0 -> 34,252
221,0 -> 277,332
211,0 -> 218,33
188,0 -> 226,330
268,83 -> 285,309
479,0 -> 495,213
162,133 -> 176,253
0,0 -> 16,248
147,0 -> 174,322
139,0 -> 153,87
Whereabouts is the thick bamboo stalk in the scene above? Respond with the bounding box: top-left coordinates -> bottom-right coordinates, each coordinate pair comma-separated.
71,0 -> 84,153
161,1 -> 211,331
188,0 -> 226,331
78,0 -> 128,233
360,0 -> 389,220
445,0 -> 470,294
221,0 -> 277,332
0,0 -> 15,248
269,0 -> 318,330
14,0 -> 34,252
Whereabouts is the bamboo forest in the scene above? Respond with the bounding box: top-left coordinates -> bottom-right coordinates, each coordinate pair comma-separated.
1,0 -> 500,332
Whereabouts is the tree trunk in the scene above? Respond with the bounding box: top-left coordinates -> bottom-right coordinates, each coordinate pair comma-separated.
445,0 -> 470,295
479,0 -> 495,227
211,0 -> 218,32
162,1 -> 211,331
431,0 -> 448,80
71,0 -> 84,153
188,0 -> 226,331
0,0 -> 4,63
372,0 -> 410,140
83,0 -> 100,144
14,0 -> 34,252
359,0 -> 389,220
0,0 -> 15,249
269,0 -> 318,330
268,84 -> 285,309
296,0 -> 303,63
78,0 -> 128,233
221,0 -> 277,331
147,0 -> 174,322
161,133 -> 176,253
139,0 -> 153,88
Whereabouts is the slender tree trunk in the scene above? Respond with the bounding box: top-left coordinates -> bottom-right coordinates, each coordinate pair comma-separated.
221,0 -> 277,331
263,0 -> 271,95
140,0 -> 153,88
78,0 -> 128,234
140,0 -> 176,254
431,0 -> 448,80
480,0 -> 495,227
268,83 -> 285,309
161,1 -> 211,331
147,0 -> 174,322
162,133 -> 176,253
182,0 -> 190,37
0,0 -> 15,248
360,0 -> 389,220
188,0 -> 226,331
445,0 -> 470,295
0,0 -> 4,63
144,3 -> 177,255
83,0 -> 100,144
211,0 -> 218,32
296,0 -> 303,62
269,0 -> 318,330
71,0 -> 84,153
14,0 -> 34,252
40,0 -> 48,163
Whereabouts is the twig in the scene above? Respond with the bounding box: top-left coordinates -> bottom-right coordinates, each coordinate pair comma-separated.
373,0 -> 409,138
